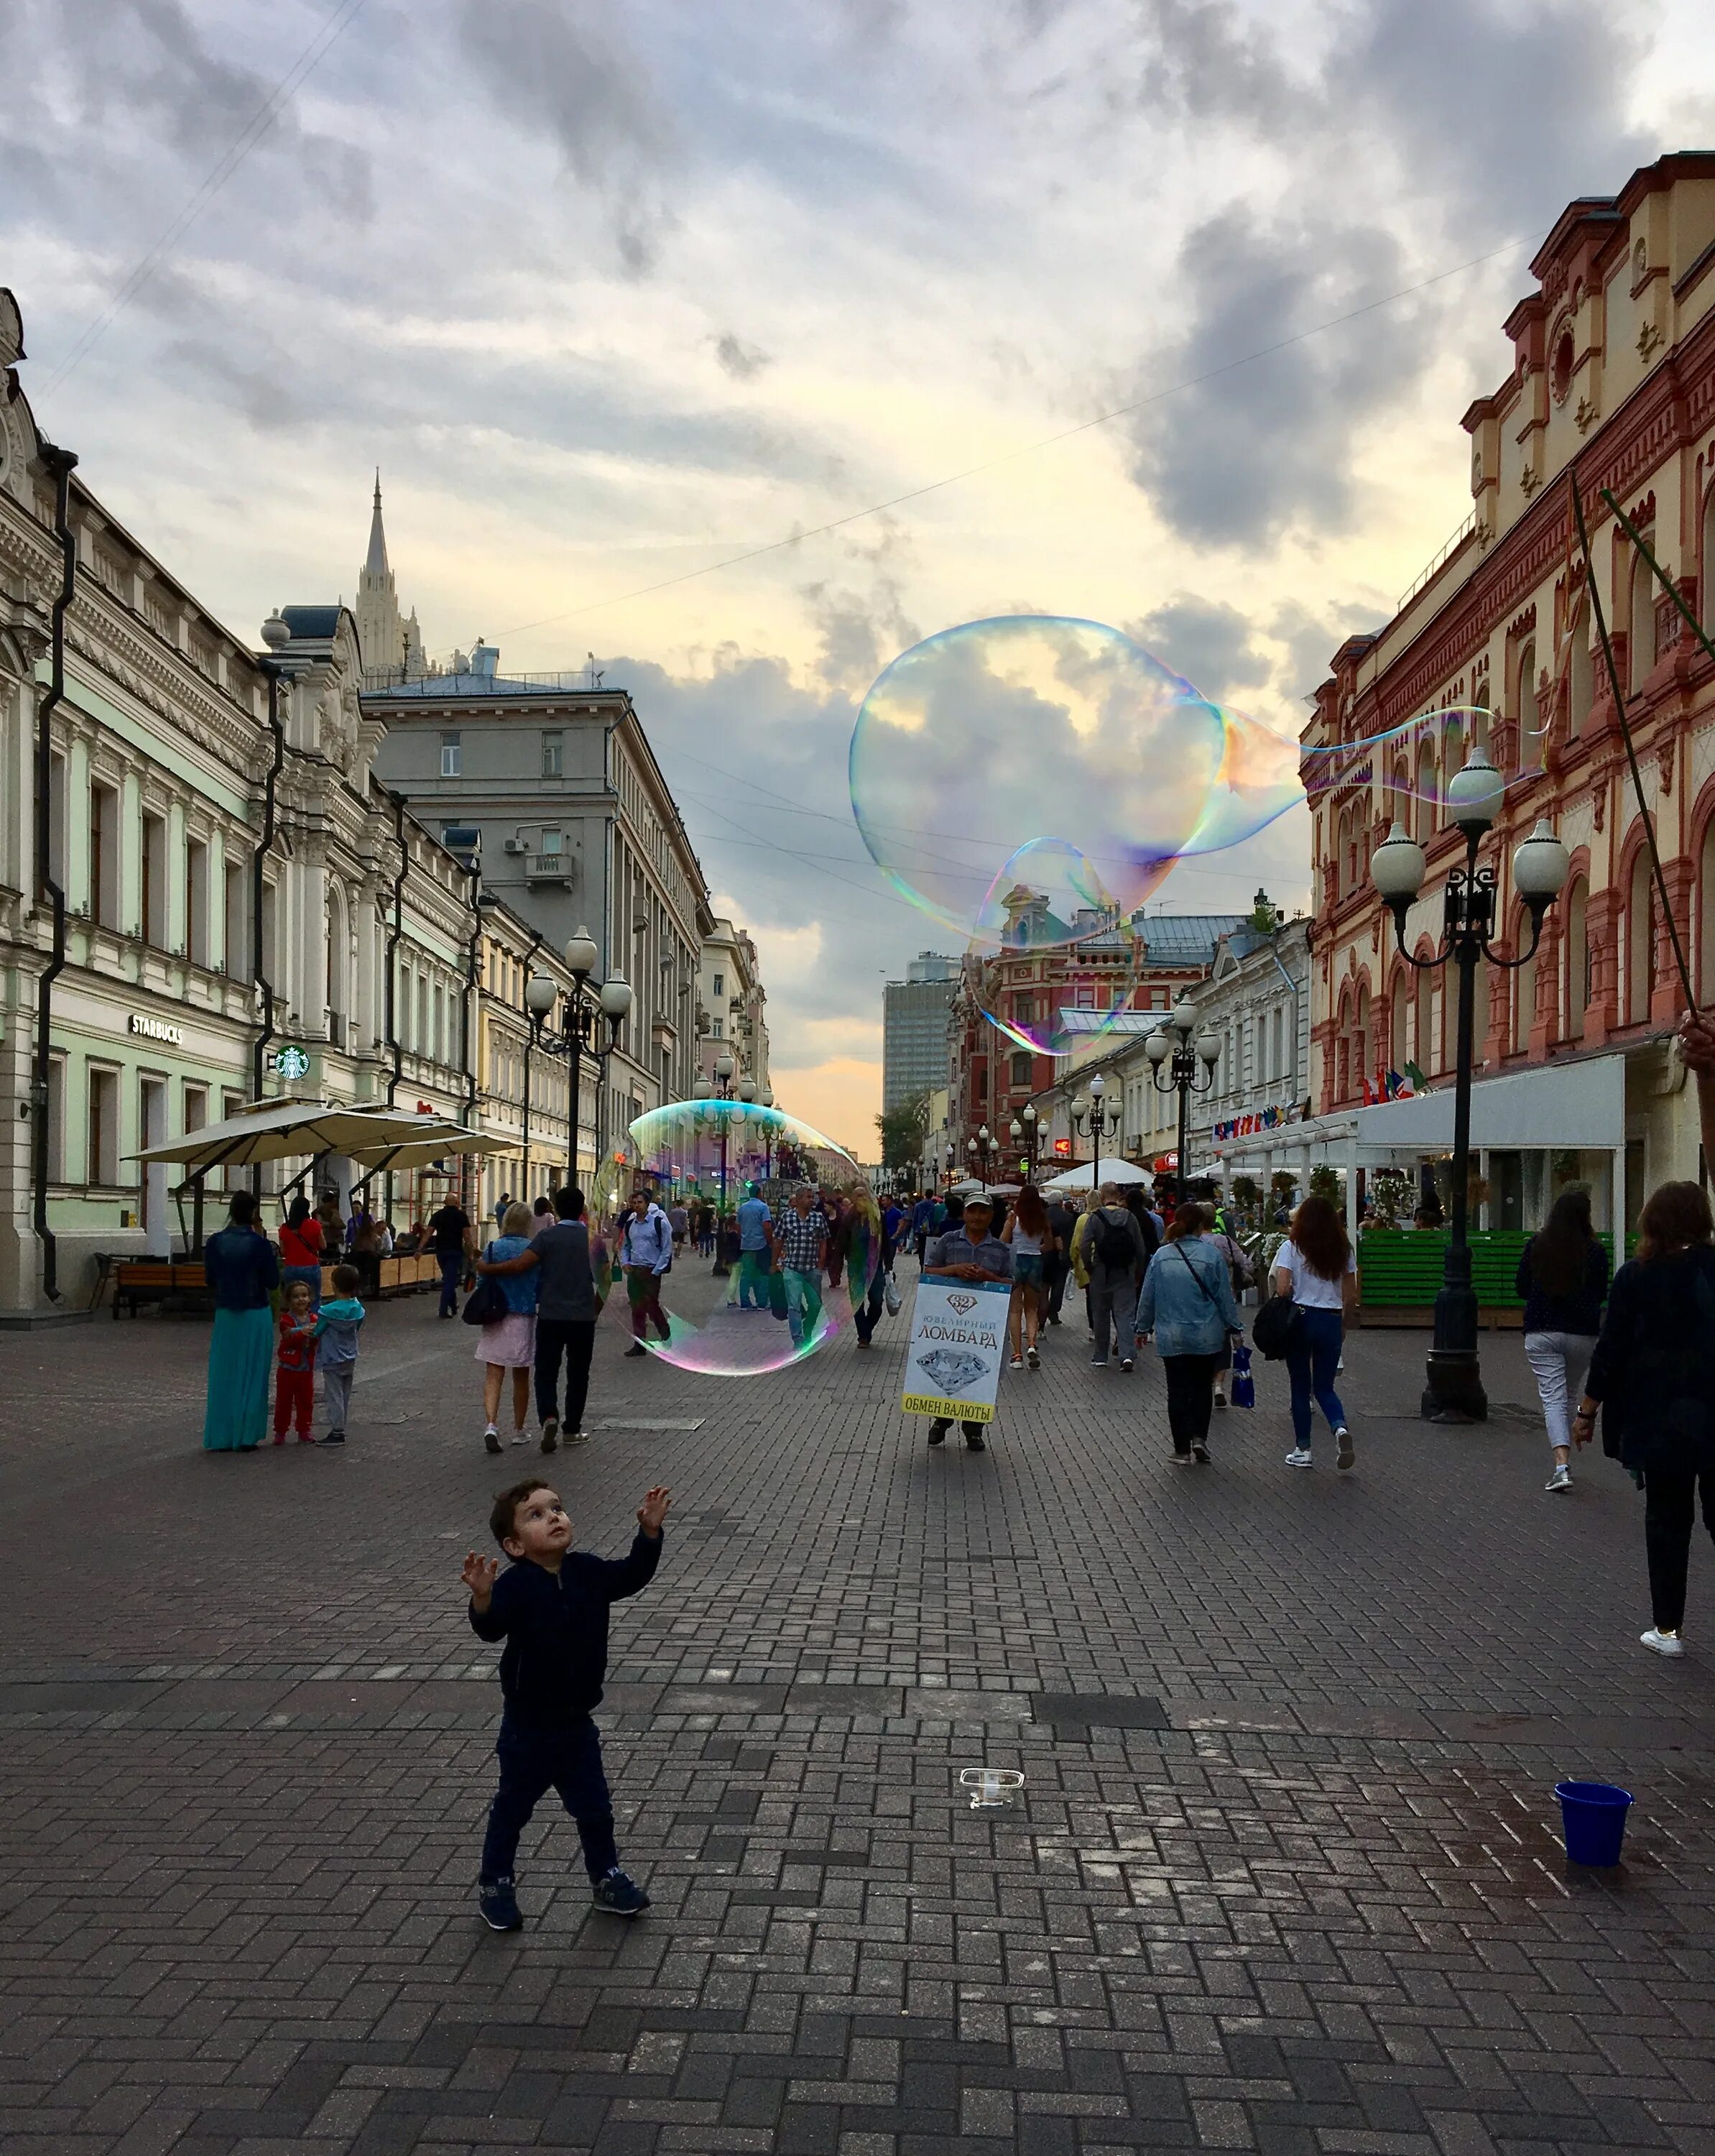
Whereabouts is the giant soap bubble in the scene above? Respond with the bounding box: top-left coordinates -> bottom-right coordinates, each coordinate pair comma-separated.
591,1098 -> 877,1377
849,617 -> 1304,954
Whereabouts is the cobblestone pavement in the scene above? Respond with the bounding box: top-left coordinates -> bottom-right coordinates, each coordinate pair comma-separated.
2,1263 -> 1714,2156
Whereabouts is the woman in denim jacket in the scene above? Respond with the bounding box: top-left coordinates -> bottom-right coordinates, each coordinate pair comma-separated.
1135,1202 -> 1244,1465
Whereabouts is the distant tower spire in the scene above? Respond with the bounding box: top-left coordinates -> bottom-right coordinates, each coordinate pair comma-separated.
355,469 -> 404,678
365,468 -> 389,579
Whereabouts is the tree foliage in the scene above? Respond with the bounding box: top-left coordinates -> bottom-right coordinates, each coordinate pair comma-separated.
876,1089 -> 930,1170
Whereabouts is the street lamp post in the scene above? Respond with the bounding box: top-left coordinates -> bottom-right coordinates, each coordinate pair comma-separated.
1145,1002 -> 1221,1206
524,925 -> 631,1200
1070,1074 -> 1123,1192
709,1051 -> 737,1274
966,1124 -> 993,1182
1372,755 -> 1568,1422
1009,1102 -> 1039,1180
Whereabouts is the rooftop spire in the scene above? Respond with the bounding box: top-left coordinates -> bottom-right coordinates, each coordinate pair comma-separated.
364,469 -> 389,580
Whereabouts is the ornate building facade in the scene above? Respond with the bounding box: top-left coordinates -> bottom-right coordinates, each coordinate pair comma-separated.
1305,153 -> 1715,1225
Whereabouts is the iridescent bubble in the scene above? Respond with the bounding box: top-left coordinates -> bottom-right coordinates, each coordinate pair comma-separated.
590,1099 -> 876,1377
849,616 -> 1226,949
1302,705 -> 1539,816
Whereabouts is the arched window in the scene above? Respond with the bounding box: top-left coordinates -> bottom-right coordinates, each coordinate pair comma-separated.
1390,974 -> 1407,1070
1471,953 -> 1489,1069
1415,736 -> 1438,843
1564,875 -> 1589,1040
1354,984 -> 1371,1095
325,889 -> 347,1035
1512,909 -> 1536,1054
1415,965 -> 1433,1074
1516,640 -> 1541,771
1470,687 -> 1490,756
1702,483 -> 1715,632
1701,821 -> 1715,1007
1627,849 -> 1655,1023
1630,545 -> 1657,695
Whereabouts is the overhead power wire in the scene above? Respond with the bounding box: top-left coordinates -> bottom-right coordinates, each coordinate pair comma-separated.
475,232 -> 1530,649
43,0 -> 374,395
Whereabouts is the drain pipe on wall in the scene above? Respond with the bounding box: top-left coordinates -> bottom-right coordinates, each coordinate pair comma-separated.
248,660 -> 287,1109
30,442 -> 78,1304
384,792 -> 408,1106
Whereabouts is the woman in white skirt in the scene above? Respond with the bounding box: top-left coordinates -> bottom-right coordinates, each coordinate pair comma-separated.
476,1201 -> 540,1454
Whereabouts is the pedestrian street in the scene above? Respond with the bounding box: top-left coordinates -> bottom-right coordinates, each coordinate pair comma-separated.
1,1265 -> 1711,2156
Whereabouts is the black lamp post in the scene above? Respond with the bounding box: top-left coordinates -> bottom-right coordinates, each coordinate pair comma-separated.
1145,1003 -> 1221,1204
966,1124 -> 992,1181
1070,1072 -> 1124,1192
1009,1103 -> 1039,1180
525,925 -> 632,1198
1372,751 -> 1569,1423
696,1053 -> 741,1273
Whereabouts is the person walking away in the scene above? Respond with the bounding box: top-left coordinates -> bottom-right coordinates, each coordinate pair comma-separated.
494,1192 -> 512,1227
1573,1178 -> 1715,1656
848,1189 -> 893,1348
1271,1194 -> 1357,1470
772,1184 -> 829,1350
910,1191 -> 935,1266
202,1190 -> 281,1452
1085,1184 -> 1150,1370
272,1279 -> 318,1444
479,1186 -> 608,1452
463,1478 -> 672,1929
428,1192 -> 474,1318
620,1187 -> 674,1356
735,1183 -> 773,1308
532,1195 -> 554,1225
1001,1182 -> 1053,1369
921,1192 -> 1012,1450
312,1263 -> 366,1445
669,1199 -> 689,1256
1518,1190 -> 1610,1493
1201,1204 -> 1252,1406
474,1202 -> 540,1454
1042,1192 -> 1074,1326
277,1195 -> 324,1309
1136,1203 -> 1244,1464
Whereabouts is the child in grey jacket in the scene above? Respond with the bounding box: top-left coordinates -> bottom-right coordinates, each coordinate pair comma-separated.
314,1262 -> 366,1446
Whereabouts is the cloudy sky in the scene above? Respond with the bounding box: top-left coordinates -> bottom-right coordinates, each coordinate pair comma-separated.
4,0 -> 1714,1150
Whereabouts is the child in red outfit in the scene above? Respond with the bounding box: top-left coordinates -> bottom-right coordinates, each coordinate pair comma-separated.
273,1281 -> 318,1443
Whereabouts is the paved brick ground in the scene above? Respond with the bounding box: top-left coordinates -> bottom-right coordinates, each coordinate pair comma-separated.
2,1263 -> 1714,2155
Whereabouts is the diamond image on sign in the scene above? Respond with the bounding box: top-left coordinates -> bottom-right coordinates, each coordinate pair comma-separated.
916,1347 -> 988,1393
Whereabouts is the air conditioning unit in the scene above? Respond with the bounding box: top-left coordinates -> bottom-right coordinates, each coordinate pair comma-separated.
503,837 -> 526,854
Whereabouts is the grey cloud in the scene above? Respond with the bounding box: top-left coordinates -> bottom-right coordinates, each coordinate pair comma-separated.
714,333 -> 771,379
1124,208 -> 1426,548
1269,599 -> 1388,701
1127,593 -> 1272,702
161,338 -> 309,433
1130,0 -> 1316,128
456,0 -> 673,272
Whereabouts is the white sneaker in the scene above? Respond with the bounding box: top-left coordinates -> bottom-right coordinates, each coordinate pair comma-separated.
1545,1464 -> 1572,1493
1009,1355 -> 1024,1369
509,1430 -> 531,1446
1336,1427 -> 1354,1471
1640,1628 -> 1684,1657
1285,1448 -> 1313,1468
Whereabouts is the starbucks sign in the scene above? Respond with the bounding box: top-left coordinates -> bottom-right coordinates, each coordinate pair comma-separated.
272,1044 -> 312,1082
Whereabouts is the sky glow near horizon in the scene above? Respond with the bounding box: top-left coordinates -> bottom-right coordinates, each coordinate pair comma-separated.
4,0 -> 1714,1151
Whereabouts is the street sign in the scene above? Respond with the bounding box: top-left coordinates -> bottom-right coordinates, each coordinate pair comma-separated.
901,1275 -> 1009,1426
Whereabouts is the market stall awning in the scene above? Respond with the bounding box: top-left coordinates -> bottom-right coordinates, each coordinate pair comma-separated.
132,1099 -> 448,1169
1040,1158 -> 1152,1191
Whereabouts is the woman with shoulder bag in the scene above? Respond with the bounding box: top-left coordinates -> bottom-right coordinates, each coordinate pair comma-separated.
1272,1195 -> 1357,1472
1134,1204 -> 1245,1464
1203,1203 -> 1253,1408
471,1201 -> 539,1454
1517,1189 -> 1609,1493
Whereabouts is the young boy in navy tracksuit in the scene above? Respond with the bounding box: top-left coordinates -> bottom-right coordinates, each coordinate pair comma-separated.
461,1477 -> 672,1930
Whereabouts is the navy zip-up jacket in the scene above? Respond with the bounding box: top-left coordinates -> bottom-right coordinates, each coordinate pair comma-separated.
469,1529 -> 662,1727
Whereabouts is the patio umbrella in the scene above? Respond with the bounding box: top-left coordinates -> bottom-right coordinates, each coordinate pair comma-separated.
342,1121 -> 506,1174
132,1099 -> 448,1171
1039,1159 -> 1151,1192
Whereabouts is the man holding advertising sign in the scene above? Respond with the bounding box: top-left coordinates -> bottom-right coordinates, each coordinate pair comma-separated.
907,1192 -> 1012,1451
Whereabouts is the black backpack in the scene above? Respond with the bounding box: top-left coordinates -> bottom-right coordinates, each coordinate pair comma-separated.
1092,1211 -> 1136,1270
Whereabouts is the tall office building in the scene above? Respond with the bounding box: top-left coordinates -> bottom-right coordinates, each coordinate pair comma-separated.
882,952 -> 957,1112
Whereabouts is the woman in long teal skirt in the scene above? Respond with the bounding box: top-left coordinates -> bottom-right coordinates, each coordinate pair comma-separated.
203,1190 -> 282,1451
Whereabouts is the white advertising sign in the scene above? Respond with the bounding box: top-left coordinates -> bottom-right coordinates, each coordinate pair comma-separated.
901,1274 -> 1010,1425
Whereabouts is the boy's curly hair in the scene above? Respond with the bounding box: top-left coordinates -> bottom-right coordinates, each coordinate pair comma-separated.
490,1478 -> 553,1548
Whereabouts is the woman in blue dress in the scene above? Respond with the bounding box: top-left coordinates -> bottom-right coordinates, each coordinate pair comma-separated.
203,1190 -> 282,1451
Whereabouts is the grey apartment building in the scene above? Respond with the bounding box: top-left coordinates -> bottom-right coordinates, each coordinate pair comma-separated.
882,952 -> 957,1112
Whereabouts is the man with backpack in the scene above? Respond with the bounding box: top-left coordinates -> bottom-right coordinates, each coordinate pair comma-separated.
1083,1183 -> 1151,1371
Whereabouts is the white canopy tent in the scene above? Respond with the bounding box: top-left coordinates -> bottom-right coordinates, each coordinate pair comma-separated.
1040,1158 -> 1152,1192
1204,1053 -> 1628,1229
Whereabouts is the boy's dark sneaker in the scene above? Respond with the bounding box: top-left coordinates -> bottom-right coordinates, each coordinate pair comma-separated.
478,1876 -> 522,1931
591,1867 -> 650,1916
964,1430 -> 986,1452
928,1421 -> 949,1446
624,1343 -> 648,1358
540,1416 -> 559,1453
321,1430 -> 346,1446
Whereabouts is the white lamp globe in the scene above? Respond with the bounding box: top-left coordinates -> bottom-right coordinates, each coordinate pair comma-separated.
1447,749 -> 1506,837
1172,998 -> 1197,1034
1372,821 -> 1426,902
1145,1030 -> 1173,1065
599,974 -> 632,1020
1513,818 -> 1571,900
564,925 -> 598,977
524,972 -> 558,1018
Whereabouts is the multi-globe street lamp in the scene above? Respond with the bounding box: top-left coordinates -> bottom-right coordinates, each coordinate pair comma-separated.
1145,1002 -> 1221,1204
966,1123 -> 993,1181
1371,750 -> 1569,1423
692,1052 -> 744,1273
1070,1072 -> 1124,1192
1008,1102 -> 1039,1180
522,926 -> 631,1200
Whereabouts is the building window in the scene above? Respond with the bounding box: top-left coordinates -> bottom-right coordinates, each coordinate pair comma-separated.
542,731 -> 563,777
90,780 -> 120,929
45,1054 -> 65,1183
183,1084 -> 208,1139
185,838 -> 209,967
440,732 -> 462,777
1627,852 -> 1653,1024
87,1064 -> 119,1187
1009,1051 -> 1032,1088
712,973 -> 724,997
540,828 -> 563,857
141,811 -> 167,947
47,751 -> 66,888
711,1018 -> 723,1038
223,857 -> 246,972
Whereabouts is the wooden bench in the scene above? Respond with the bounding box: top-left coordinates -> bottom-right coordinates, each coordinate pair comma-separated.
111,1260 -> 213,1317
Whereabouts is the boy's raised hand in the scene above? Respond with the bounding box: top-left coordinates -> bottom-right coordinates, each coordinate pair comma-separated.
461,1550 -> 500,1609
637,1485 -> 673,1537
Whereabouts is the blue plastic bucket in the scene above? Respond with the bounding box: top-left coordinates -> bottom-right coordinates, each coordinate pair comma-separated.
1555,1780 -> 1633,1866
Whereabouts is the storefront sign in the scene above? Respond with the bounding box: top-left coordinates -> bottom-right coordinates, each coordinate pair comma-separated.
129,1013 -> 183,1045
272,1044 -> 312,1081
901,1276 -> 1009,1427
